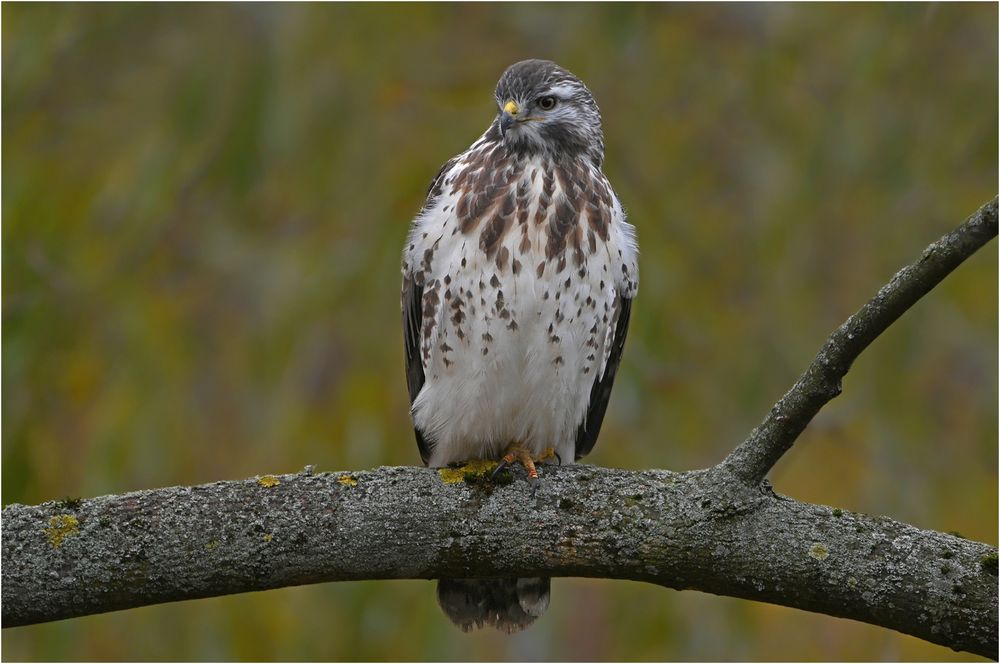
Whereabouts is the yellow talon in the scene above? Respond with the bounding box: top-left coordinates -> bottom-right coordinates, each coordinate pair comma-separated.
536,447 -> 559,463
491,443 -> 559,489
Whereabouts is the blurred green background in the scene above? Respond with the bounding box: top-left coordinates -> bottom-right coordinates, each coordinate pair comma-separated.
3,3 -> 996,661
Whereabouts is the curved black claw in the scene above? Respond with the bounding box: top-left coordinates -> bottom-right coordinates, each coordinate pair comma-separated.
490,459 -> 510,482
554,451 -> 562,466
528,473 -> 539,497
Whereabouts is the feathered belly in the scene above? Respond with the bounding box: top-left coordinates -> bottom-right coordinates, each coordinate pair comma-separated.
412,223 -> 615,467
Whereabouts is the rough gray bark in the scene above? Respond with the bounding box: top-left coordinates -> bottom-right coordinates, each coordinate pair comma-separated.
2,197 -> 997,659
2,466 -> 997,657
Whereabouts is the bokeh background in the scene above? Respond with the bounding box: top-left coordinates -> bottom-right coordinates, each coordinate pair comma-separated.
3,3 -> 996,661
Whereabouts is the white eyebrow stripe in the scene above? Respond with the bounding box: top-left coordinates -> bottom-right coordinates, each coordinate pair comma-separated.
545,83 -> 578,98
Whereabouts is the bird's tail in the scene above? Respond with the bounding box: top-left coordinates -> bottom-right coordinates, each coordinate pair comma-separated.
436,577 -> 550,633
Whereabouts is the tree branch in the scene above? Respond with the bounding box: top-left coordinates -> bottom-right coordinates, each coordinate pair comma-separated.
2,465 -> 997,657
722,197 -> 998,485
2,198 -> 997,659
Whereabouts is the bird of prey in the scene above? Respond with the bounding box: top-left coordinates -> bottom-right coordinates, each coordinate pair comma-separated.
401,59 -> 638,633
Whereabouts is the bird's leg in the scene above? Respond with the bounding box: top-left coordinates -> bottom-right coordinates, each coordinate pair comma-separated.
535,447 -> 562,466
491,441 -> 535,482
491,443 -> 561,491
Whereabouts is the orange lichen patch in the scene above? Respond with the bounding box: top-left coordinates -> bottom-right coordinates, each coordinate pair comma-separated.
44,514 -> 79,548
337,475 -> 358,487
263,533 -> 273,543
258,475 -> 281,488
205,539 -> 220,550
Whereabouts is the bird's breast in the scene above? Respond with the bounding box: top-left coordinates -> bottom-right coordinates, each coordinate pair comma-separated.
405,150 -> 623,463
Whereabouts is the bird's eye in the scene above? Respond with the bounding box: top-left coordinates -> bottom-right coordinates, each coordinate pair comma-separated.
537,96 -> 557,111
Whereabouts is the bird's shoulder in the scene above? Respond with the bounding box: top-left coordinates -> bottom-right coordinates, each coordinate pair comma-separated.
402,135 -> 503,263
417,134 -> 502,212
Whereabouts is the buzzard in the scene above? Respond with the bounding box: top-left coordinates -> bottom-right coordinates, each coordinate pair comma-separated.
401,59 -> 639,632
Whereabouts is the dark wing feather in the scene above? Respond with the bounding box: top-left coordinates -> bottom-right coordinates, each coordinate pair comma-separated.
424,157 -> 457,208
574,295 -> 632,460
402,276 -> 431,464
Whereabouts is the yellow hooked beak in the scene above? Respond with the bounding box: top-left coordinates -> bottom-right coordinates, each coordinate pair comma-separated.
500,100 -> 519,136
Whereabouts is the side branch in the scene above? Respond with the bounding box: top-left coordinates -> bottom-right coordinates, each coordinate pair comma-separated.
722,197 -> 998,485
2,466 -> 997,658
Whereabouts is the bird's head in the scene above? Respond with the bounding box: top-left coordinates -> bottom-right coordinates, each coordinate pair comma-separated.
492,59 -> 605,166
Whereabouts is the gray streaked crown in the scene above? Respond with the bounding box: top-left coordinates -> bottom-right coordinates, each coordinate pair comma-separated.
492,59 -> 605,166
